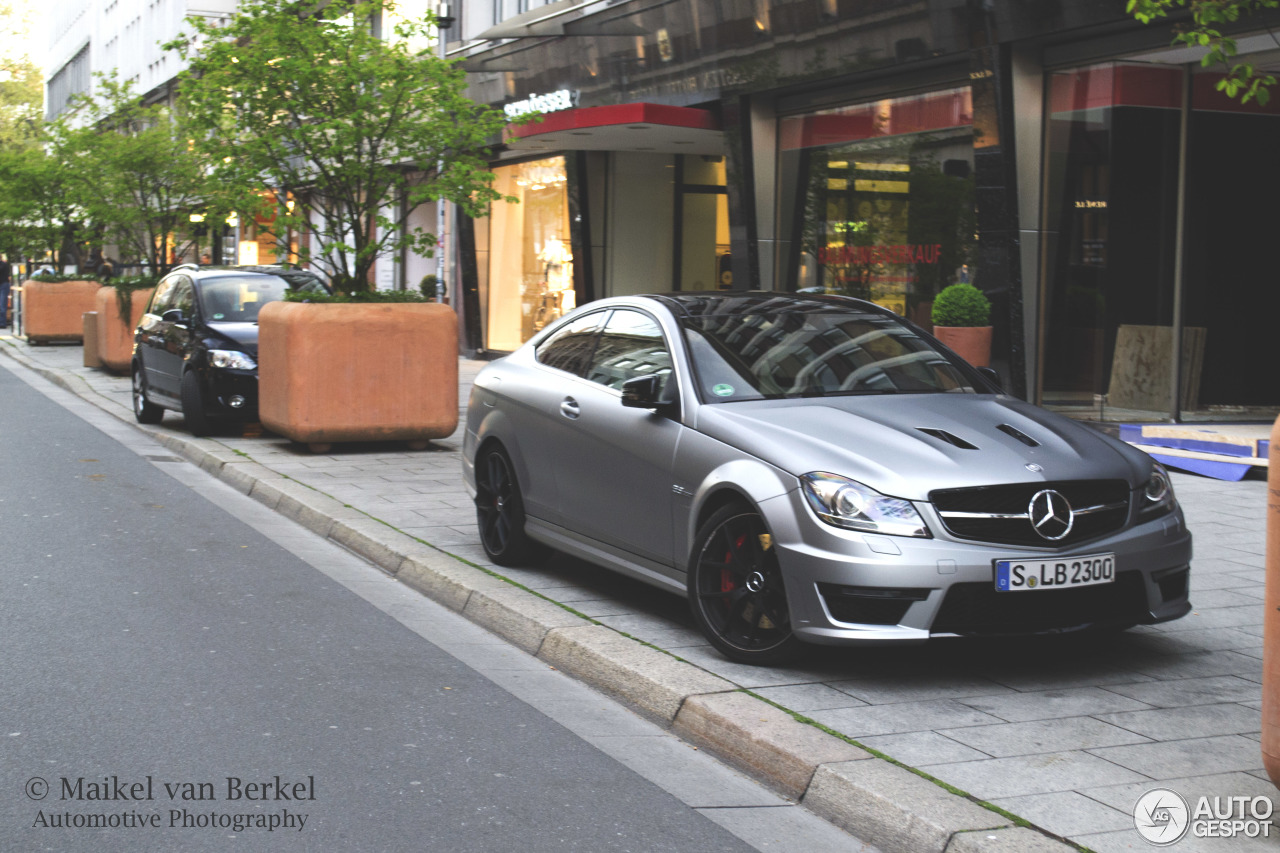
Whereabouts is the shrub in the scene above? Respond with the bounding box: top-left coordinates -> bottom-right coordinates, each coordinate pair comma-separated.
931,283 -> 991,327
284,289 -> 431,304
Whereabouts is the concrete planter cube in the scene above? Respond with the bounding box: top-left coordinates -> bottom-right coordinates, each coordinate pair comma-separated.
23,280 -> 104,344
258,301 -> 459,452
94,286 -> 155,373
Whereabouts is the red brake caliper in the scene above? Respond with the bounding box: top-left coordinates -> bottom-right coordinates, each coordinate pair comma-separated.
720,535 -> 747,608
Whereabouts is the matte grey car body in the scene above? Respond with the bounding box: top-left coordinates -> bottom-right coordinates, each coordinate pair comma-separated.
462,293 -> 1191,663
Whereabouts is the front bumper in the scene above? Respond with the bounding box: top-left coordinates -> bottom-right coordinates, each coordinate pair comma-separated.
201,368 -> 259,421
759,488 -> 1193,646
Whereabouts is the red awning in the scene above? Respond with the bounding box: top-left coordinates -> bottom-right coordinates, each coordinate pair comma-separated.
505,103 -> 724,155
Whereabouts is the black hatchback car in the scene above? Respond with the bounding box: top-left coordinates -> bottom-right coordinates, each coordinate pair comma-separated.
131,264 -> 328,435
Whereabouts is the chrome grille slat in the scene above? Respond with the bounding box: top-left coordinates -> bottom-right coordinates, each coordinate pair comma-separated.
929,480 -> 1131,547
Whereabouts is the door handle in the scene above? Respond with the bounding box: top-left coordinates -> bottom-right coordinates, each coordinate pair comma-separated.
559,397 -> 580,419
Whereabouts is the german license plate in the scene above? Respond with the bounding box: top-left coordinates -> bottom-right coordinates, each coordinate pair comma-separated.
995,554 -> 1115,592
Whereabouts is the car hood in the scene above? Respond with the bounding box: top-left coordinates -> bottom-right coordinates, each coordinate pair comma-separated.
206,322 -> 259,354
693,394 -> 1151,500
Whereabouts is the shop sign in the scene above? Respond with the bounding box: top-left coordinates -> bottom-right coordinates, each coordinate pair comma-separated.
504,89 -> 579,120
817,244 -> 944,265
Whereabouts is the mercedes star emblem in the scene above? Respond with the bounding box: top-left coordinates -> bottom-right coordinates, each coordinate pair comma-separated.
1028,489 -> 1074,541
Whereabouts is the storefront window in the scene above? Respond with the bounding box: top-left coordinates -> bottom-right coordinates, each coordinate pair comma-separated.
1041,63 -> 1182,421
484,156 -> 574,352
777,87 -> 976,328
678,156 -> 730,291
1181,59 -> 1280,420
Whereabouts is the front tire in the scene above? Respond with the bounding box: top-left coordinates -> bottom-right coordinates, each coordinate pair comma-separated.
132,366 -> 164,424
688,503 -> 801,665
180,370 -> 215,437
474,444 -> 546,567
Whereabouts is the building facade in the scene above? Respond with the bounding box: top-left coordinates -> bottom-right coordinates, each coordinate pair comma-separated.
448,0 -> 1280,425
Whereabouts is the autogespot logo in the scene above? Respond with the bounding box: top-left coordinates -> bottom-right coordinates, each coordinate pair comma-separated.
1134,788 -> 1190,845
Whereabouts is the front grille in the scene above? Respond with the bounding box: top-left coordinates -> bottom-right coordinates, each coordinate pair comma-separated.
931,572 -> 1149,635
930,480 -> 1130,547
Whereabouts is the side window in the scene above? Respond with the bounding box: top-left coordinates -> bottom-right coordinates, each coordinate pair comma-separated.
148,276 -> 178,315
536,311 -> 606,376
171,277 -> 195,319
586,310 -> 673,391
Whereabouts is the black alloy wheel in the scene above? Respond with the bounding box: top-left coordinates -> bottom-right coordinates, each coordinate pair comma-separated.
474,444 -> 545,567
180,370 -> 215,437
132,367 -> 164,425
688,503 -> 801,665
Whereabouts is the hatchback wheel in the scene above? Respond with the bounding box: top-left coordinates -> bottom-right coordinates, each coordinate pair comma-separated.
132,367 -> 164,425
474,445 -> 545,567
180,370 -> 215,437
689,504 -> 801,665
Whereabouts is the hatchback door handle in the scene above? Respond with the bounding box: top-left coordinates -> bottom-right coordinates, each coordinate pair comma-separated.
559,397 -> 580,419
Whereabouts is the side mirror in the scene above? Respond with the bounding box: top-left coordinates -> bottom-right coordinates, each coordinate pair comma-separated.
977,366 -> 1003,391
161,308 -> 186,324
621,374 -> 677,412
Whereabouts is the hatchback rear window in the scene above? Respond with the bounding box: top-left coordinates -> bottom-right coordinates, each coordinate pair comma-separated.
197,275 -> 309,323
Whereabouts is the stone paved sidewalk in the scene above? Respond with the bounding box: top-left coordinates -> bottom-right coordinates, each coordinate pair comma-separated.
3,335 -> 1274,852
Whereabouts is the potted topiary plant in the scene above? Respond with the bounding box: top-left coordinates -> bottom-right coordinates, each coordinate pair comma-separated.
931,282 -> 993,367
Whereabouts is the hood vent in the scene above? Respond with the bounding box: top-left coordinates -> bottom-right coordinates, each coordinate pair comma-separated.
997,424 -> 1040,447
917,428 -> 978,450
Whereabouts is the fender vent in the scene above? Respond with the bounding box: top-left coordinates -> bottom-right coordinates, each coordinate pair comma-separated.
916,428 -> 978,450
997,424 -> 1040,447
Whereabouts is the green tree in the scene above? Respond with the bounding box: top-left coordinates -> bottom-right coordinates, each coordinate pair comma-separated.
0,1 -> 41,153
0,57 -> 42,153
51,74 -> 231,275
166,0 -> 516,292
1128,0 -> 1279,105
0,145 -> 83,268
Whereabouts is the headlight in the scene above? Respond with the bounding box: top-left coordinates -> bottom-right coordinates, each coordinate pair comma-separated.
800,472 -> 930,538
1139,461 -> 1177,519
209,349 -> 257,370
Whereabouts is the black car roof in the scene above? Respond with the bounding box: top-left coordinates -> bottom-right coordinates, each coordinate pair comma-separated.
184,265 -> 328,291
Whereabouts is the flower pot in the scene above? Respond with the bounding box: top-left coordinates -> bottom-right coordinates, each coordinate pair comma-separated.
94,286 -> 155,373
933,325 -> 993,368
22,280 -> 104,344
257,301 -> 459,451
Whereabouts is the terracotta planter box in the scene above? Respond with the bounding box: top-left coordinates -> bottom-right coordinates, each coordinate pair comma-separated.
258,301 -> 459,452
94,286 -> 155,373
933,325 -> 992,368
23,280 -> 104,344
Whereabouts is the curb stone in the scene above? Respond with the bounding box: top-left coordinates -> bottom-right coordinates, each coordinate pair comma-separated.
944,827 -> 1076,853
674,691 -> 872,799
395,553 -> 512,613
538,625 -> 735,723
462,585 -> 593,654
803,760 -> 1023,853
0,340 -> 1080,853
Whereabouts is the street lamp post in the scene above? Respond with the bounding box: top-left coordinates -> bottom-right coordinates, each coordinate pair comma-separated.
435,4 -> 455,304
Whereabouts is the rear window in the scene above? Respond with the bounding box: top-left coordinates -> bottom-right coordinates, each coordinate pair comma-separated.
196,274 -> 320,323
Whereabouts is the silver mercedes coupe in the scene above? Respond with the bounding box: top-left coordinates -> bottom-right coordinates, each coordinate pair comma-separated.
461,292 -> 1192,664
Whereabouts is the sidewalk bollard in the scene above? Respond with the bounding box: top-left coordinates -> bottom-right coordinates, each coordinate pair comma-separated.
1264,414 -> 1280,788
82,312 -> 102,368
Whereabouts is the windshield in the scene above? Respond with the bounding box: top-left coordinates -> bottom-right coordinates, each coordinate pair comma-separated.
683,309 -> 981,401
197,274 -> 323,324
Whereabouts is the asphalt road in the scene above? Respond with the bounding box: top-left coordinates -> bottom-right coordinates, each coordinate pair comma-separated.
0,363 -> 865,853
